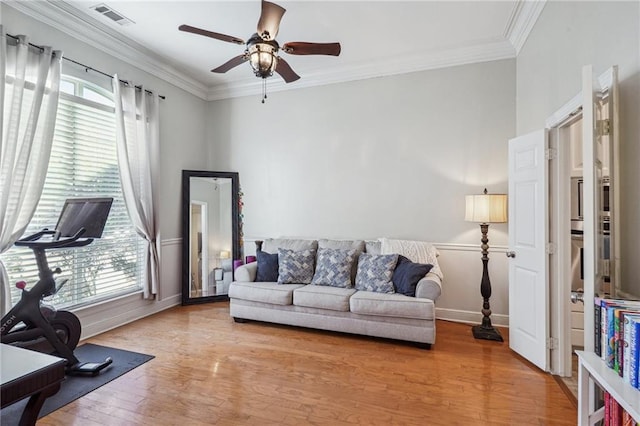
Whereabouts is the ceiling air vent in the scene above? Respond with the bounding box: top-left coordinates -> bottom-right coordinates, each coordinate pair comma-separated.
91,4 -> 134,26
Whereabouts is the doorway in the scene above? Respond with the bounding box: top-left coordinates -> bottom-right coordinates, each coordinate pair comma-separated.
508,66 -> 618,382
547,67 -> 617,381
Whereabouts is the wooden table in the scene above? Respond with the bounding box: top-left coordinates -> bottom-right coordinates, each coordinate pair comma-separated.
1,344 -> 66,426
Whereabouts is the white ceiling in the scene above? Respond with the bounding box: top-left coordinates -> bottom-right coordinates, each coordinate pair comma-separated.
9,1 -> 546,100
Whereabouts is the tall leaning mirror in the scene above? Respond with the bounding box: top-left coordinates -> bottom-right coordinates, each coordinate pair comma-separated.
182,170 -> 240,305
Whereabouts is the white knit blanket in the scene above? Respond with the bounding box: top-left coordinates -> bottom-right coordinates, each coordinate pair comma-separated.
380,238 -> 443,280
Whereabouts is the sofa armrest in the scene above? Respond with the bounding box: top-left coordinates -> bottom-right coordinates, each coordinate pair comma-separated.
415,271 -> 442,301
234,262 -> 257,282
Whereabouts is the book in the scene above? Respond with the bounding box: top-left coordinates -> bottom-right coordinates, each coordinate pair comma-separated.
604,391 -> 610,425
621,409 -> 634,426
605,303 -> 624,368
596,296 -> 602,357
614,308 -> 639,374
622,313 -> 640,383
630,315 -> 640,389
601,299 -> 627,363
612,396 -> 621,426
600,299 -> 640,369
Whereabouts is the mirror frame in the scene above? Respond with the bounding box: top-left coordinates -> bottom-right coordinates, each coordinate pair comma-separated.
181,170 -> 240,305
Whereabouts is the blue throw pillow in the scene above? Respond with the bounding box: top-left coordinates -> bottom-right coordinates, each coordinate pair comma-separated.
392,255 -> 433,297
256,250 -> 279,282
355,253 -> 398,293
278,248 -> 316,284
311,247 -> 357,288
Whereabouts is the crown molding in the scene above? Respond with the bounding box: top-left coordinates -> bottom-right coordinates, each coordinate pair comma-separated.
5,0 -> 209,100
207,38 -> 516,101
504,0 -> 547,54
7,0 -> 539,103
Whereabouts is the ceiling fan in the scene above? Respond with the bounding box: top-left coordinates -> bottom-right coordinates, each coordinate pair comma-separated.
179,0 -> 341,87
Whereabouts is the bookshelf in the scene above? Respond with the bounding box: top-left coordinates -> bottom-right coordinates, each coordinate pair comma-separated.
576,351 -> 640,424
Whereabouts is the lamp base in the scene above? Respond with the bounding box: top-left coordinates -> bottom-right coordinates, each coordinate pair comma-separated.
472,325 -> 504,342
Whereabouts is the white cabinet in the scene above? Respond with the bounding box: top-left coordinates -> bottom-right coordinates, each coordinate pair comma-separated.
568,118 -> 584,177
571,302 -> 584,347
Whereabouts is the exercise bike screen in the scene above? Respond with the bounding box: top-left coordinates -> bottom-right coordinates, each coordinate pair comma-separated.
55,198 -> 114,238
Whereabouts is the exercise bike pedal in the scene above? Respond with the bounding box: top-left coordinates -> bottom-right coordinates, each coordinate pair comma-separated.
69,357 -> 113,376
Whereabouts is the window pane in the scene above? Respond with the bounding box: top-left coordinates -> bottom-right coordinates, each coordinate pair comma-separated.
3,77 -> 142,309
60,79 -> 75,95
82,86 -> 115,108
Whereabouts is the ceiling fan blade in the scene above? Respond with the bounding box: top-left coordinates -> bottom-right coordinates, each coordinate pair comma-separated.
179,24 -> 244,45
211,55 -> 249,73
282,42 -> 341,56
275,58 -> 300,83
256,1 -> 286,40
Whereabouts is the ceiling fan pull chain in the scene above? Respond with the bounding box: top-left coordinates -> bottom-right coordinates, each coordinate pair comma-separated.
262,78 -> 268,104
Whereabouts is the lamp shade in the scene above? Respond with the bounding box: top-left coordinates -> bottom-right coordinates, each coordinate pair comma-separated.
465,190 -> 507,223
219,250 -> 231,259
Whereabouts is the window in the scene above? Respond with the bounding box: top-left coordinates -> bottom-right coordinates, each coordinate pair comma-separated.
4,76 -> 143,308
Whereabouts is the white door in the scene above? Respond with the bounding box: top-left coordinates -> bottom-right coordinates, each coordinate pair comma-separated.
508,129 -> 549,371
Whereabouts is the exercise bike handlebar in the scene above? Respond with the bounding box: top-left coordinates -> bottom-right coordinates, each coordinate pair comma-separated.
15,228 -> 94,250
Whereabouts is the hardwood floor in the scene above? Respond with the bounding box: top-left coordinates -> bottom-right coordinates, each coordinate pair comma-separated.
40,303 -> 576,425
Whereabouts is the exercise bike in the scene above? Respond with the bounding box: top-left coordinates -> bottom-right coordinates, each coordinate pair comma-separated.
1,198 -> 114,376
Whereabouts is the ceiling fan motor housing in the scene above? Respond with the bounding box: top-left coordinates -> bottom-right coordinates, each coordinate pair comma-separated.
247,34 -> 280,78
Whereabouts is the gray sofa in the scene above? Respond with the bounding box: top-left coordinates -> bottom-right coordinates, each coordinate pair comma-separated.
228,238 -> 443,347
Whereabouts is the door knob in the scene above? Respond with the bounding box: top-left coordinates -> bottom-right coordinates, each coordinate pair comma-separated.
506,251 -> 516,258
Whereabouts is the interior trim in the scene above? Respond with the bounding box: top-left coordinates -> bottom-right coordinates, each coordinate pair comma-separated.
7,0 -> 543,102
503,0 -> 547,54
206,38 -> 516,101
4,0 -> 208,100
435,307 -> 509,327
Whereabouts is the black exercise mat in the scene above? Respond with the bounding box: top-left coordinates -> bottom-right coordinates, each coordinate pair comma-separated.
1,343 -> 154,424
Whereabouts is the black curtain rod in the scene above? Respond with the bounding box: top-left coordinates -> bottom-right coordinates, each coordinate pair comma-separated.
6,33 -> 166,100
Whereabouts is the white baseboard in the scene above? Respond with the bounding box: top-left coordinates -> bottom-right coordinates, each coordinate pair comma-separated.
78,293 -> 181,340
436,307 -> 509,328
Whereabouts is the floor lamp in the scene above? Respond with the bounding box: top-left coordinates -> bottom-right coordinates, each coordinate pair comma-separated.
465,188 -> 507,342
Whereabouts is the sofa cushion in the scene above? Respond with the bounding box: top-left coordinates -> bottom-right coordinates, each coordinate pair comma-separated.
311,247 -> 356,288
229,281 -> 304,305
392,255 -> 434,297
318,239 -> 365,285
256,249 -> 279,282
293,285 -> 357,312
263,238 -> 318,253
278,248 -> 316,284
355,253 -> 398,294
350,291 -> 434,320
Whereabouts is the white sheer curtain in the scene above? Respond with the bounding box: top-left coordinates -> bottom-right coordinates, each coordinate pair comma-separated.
0,27 -> 62,315
112,75 -> 161,299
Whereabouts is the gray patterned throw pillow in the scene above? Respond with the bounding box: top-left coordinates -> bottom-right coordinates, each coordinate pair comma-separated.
277,248 -> 316,284
311,248 -> 357,288
355,253 -> 399,293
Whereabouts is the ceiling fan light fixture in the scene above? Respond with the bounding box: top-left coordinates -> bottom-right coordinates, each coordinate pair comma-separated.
248,42 -> 278,78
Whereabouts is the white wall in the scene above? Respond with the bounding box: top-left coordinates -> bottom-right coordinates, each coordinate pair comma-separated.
207,59 -> 516,324
2,4 -> 208,335
516,1 -> 640,298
